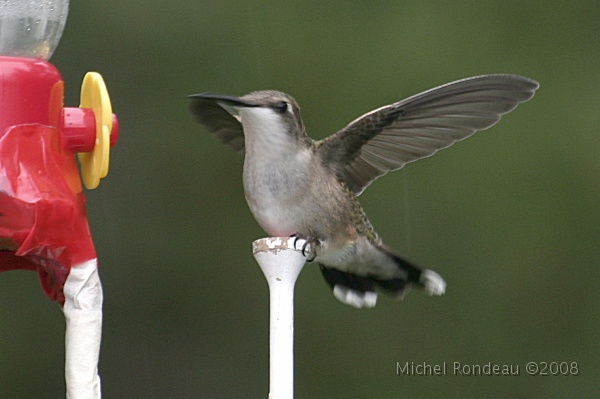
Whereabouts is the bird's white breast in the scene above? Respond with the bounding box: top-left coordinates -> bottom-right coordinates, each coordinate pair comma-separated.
239,107 -> 313,236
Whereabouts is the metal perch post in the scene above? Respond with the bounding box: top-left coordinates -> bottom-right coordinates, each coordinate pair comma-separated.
253,237 -> 307,399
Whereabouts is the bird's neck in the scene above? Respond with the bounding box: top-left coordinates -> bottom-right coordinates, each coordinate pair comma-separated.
240,108 -> 308,160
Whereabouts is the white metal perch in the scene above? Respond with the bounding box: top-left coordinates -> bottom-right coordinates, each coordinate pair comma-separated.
253,237 -> 307,399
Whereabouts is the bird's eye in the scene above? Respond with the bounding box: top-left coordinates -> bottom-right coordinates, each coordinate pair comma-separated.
273,101 -> 288,114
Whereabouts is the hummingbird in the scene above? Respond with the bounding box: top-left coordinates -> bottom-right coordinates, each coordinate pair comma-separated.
188,74 -> 538,308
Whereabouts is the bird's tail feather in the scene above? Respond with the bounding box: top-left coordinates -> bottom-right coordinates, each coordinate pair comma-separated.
319,248 -> 445,309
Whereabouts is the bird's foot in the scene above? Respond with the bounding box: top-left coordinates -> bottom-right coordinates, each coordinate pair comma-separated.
290,233 -> 321,262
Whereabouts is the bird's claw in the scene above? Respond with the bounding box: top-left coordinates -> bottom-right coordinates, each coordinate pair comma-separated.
290,233 -> 321,262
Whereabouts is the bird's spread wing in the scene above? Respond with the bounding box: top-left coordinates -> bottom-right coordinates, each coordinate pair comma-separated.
316,74 -> 539,195
188,95 -> 245,153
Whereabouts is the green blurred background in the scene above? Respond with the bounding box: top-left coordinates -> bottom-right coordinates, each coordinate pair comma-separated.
1,0 -> 599,397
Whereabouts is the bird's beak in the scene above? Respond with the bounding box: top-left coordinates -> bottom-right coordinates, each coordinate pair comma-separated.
187,93 -> 259,108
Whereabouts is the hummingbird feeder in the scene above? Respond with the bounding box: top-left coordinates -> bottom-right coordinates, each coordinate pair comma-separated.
0,1 -> 118,398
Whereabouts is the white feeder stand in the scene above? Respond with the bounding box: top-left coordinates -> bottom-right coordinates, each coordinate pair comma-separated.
253,237 -> 308,399
63,259 -> 103,399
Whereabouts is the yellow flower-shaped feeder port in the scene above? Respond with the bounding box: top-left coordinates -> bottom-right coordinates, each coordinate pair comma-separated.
78,72 -> 116,189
